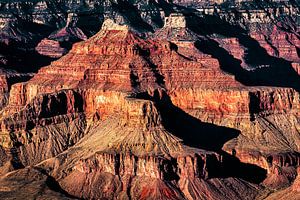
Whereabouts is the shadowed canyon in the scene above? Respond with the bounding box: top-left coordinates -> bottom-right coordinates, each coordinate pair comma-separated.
0,0 -> 299,199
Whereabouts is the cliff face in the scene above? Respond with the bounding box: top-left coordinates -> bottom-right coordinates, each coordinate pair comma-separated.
0,0 -> 298,72
0,0 -> 299,199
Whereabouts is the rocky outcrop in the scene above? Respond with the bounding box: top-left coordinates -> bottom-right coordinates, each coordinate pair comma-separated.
32,96 -> 261,199
0,1 -> 299,199
0,167 -> 73,200
60,151 -> 261,200
0,88 -> 86,168
292,167 -> 300,192
1,0 -> 298,72
35,39 -> 67,58
4,18 -> 242,114
263,165 -> 297,189
263,167 -> 300,200
0,69 -> 32,110
170,87 -> 300,119
250,27 -> 299,63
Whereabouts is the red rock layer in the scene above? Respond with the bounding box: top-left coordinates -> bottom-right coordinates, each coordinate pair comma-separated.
3,19 -> 241,117
35,39 -> 67,58
0,16 -> 299,199
214,37 -> 248,68
292,167 -> 300,192
169,87 -> 300,120
1,18 -> 299,164
52,150 -> 259,200
263,167 -> 300,200
250,26 -> 300,63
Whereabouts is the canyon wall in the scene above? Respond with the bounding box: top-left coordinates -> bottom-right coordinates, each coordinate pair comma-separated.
0,0 -> 299,199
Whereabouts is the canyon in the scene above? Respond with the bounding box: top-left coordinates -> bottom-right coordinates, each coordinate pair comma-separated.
0,0 -> 299,199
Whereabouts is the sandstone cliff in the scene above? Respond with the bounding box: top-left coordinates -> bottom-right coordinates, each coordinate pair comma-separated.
0,0 -> 299,199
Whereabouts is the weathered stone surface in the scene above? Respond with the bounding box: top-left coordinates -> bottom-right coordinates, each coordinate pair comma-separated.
0,0 -> 299,199
35,39 -> 67,58
0,167 -> 73,200
263,167 -> 300,200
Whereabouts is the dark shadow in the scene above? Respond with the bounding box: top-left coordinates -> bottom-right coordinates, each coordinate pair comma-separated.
0,43 -> 55,73
39,91 -> 84,119
76,12 -> 104,37
134,91 -> 240,152
6,74 -> 34,91
156,0 -> 176,16
0,17 -> 76,73
145,57 -> 166,87
111,0 -> 154,33
129,66 -> 141,90
9,147 -> 24,169
163,157 -> 180,182
33,167 -> 80,199
134,90 -> 267,183
208,152 -> 268,184
157,95 -> 267,183
151,0 -> 300,93
185,14 -> 300,92
136,46 -> 166,87
157,94 -> 240,151
10,19 -> 54,46
195,37 -> 300,92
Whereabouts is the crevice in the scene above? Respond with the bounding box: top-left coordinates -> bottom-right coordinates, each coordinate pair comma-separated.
129,64 -> 141,91
140,47 -> 166,88
9,147 -> 24,169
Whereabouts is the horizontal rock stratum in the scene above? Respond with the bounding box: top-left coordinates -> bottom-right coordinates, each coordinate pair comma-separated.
0,0 -> 299,199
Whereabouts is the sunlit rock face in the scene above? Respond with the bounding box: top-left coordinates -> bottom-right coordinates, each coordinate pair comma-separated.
35,39 -> 68,58
0,0 -> 299,199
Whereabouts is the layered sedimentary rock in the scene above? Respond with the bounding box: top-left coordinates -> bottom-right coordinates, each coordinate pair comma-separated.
35,39 -> 67,58
0,68 -> 32,110
0,88 -> 86,168
263,167 -> 300,200
0,0 -> 299,199
33,98 -> 261,200
0,15 -> 297,199
0,167 -> 73,200
4,17 -> 241,114
250,26 -> 299,63
1,0 -> 298,70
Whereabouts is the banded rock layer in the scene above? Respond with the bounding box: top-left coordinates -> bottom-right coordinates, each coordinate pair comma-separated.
0,0 -> 299,200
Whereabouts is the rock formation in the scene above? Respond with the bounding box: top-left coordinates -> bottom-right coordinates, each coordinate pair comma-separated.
35,39 -> 67,58
0,0 -> 299,199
